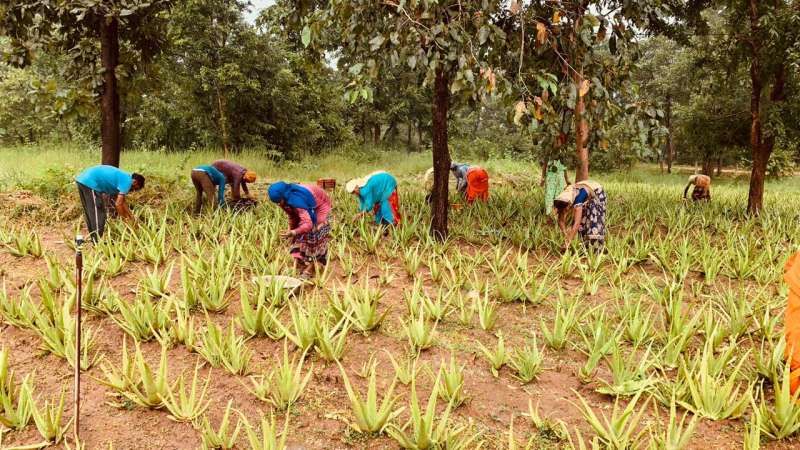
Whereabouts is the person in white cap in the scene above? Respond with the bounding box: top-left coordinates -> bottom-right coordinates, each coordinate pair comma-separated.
346,171 -> 401,225
553,180 -> 607,251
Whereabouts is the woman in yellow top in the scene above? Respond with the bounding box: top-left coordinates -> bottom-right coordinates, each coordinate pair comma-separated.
553,180 -> 607,250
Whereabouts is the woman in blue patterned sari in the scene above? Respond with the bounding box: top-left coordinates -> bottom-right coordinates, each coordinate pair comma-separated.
553,180 -> 607,250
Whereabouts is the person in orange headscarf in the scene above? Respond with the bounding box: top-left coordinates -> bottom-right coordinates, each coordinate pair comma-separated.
451,163 -> 489,203
784,251 -> 800,393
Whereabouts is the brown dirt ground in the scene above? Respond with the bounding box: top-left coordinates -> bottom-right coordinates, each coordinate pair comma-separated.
0,220 -> 797,450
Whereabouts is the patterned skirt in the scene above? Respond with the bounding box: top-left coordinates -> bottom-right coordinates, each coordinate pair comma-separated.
291,222 -> 331,264
579,187 -> 607,246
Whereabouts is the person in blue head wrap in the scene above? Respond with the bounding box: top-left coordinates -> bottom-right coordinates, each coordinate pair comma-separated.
268,181 -> 332,277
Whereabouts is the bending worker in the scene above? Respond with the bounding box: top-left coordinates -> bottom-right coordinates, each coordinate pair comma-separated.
268,181 -> 332,278
683,173 -> 711,202
211,159 -> 257,202
191,164 -> 226,213
553,180 -> 607,250
346,171 -> 401,225
450,162 -> 489,203
75,165 -> 145,241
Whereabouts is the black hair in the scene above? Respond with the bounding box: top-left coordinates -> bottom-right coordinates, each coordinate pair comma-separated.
132,173 -> 145,190
553,199 -> 570,211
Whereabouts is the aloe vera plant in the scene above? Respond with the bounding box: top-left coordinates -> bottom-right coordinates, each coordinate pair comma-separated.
573,391 -> 650,449
112,293 -> 172,343
239,412 -> 289,450
474,289 -> 498,331
248,341 -> 312,411
0,373 -> 34,430
677,346 -> 752,420
387,370 -> 456,450
596,344 -> 656,397
337,361 -> 402,434
509,335 -> 545,384
404,310 -> 437,353
30,386 -> 71,444
435,355 -> 467,407
386,352 -> 425,386
758,361 -> 800,439
648,392 -> 698,450
161,360 -> 211,422
340,279 -> 388,333
477,333 -> 509,377
196,321 -> 252,375
541,293 -> 579,350
199,400 -> 241,450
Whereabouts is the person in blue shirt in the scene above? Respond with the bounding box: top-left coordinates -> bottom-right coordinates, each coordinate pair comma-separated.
191,165 -> 226,213
345,171 -> 401,225
75,165 -> 145,241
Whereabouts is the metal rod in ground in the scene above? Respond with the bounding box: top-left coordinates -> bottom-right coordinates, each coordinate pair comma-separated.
73,235 -> 84,440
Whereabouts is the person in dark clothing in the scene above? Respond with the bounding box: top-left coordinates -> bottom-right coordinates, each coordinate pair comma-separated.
75,165 -> 144,241
211,160 -> 257,201
191,165 -> 226,213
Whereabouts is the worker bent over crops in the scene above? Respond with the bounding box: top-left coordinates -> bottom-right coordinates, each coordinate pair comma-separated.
450,163 -> 489,203
346,171 -> 401,225
191,164 -> 226,213
684,174 -> 711,202
554,180 -> 607,251
75,165 -> 144,242
211,159 -> 257,207
268,181 -> 332,278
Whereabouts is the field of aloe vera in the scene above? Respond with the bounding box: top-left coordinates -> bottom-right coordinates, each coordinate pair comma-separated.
0,159 -> 799,449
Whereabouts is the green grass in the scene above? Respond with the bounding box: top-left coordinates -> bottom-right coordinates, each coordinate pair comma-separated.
1,142 -> 797,197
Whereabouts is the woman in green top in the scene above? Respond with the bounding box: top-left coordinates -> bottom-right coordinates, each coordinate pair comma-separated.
543,160 -> 570,217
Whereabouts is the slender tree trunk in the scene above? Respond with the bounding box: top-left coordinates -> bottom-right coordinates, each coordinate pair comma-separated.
406,123 -> 412,151
216,88 -> 230,157
716,157 -> 723,176
746,0 -> 767,215
539,160 -> 548,187
430,68 -> 451,240
373,123 -> 381,144
665,95 -> 674,173
100,17 -> 121,167
574,80 -> 589,181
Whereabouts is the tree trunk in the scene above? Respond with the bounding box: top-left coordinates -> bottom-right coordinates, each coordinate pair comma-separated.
100,17 -> 121,167
216,88 -> 230,157
665,95 -> 674,173
539,160 -> 547,187
716,157 -> 723,176
746,0 -> 767,215
430,68 -> 451,240
373,123 -> 381,144
574,82 -> 589,181
406,123 -> 412,151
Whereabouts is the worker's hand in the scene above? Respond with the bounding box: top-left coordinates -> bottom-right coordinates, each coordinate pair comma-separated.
280,230 -> 295,239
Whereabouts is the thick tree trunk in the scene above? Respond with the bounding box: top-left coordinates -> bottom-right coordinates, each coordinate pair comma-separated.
100,17 -> 121,167
665,95 -> 674,173
430,68 -> 451,240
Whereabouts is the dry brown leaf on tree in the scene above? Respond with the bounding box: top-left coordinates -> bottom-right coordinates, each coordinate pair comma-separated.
536,22 -> 547,45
